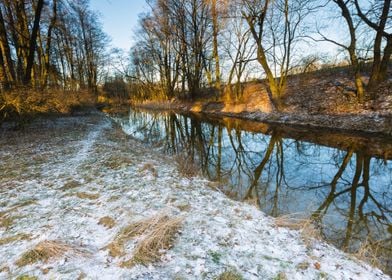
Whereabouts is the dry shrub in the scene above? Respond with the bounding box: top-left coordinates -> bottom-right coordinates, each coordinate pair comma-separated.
175,154 -> 199,178
107,214 -> 183,267
16,240 -> 84,267
0,88 -> 96,122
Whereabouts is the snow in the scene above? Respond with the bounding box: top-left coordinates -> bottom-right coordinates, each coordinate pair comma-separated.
0,111 -> 390,279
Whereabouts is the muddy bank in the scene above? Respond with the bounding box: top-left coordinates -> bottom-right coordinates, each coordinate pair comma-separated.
135,100 -> 392,136
0,111 -> 390,279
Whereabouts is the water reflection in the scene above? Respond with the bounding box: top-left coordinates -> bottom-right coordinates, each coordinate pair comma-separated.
117,109 -> 392,272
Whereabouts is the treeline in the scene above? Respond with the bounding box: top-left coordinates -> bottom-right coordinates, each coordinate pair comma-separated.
126,0 -> 391,108
0,0 -> 107,92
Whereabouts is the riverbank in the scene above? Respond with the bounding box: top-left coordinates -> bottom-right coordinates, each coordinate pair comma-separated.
0,111 -> 390,279
136,99 -> 392,136
134,68 -> 392,136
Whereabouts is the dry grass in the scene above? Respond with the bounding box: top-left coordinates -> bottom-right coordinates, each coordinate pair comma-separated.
175,154 -> 199,178
0,88 -> 96,123
15,276 -> 38,280
126,216 -> 183,266
0,215 -> 15,229
98,216 -> 116,229
0,233 -> 31,245
106,214 -> 183,267
104,156 -> 133,170
60,180 -> 81,191
76,192 -> 100,200
216,269 -> 243,280
139,163 -> 158,177
352,238 -> 391,273
275,214 -> 321,246
16,240 -> 84,267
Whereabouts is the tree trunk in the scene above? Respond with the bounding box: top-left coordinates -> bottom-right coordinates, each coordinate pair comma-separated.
42,0 -> 57,88
0,6 -> 15,86
211,0 -> 221,95
24,0 -> 44,85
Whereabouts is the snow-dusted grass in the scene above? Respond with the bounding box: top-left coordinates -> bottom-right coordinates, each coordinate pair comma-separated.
0,111 -> 389,279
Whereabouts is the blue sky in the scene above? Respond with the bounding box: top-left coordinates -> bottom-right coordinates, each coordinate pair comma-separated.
90,0 -> 146,51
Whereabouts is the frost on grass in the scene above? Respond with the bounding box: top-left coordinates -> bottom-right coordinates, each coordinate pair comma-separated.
16,240 -> 84,267
0,112 -> 390,279
121,215 -> 183,267
106,214 -> 183,267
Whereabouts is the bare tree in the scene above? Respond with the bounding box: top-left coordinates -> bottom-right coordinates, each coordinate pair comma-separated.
242,0 -> 317,109
354,0 -> 391,93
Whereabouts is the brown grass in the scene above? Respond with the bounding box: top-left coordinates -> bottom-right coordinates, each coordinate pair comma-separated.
60,180 -> 81,191
16,240 -> 84,267
126,216 -> 183,266
98,216 -> 116,229
175,154 -> 199,178
275,214 -> 321,246
0,215 -> 15,229
353,238 -> 386,270
105,156 -> 133,170
0,88 -> 96,123
139,163 -> 158,177
216,269 -> 243,280
76,192 -> 100,200
0,233 -> 31,245
106,214 -> 183,267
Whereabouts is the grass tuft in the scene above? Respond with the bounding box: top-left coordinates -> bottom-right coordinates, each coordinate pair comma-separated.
216,269 -> 243,280
175,154 -> 199,178
275,214 -> 321,246
0,215 -> 15,229
76,192 -> 100,200
126,216 -> 183,266
139,163 -> 158,177
60,180 -> 81,191
16,240 -> 84,267
106,214 -> 183,267
98,216 -> 116,229
0,233 -> 31,245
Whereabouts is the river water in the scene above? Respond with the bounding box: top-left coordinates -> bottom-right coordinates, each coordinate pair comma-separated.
114,108 -> 392,270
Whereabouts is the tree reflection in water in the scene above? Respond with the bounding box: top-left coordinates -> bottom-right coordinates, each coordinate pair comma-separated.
119,109 -> 392,273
